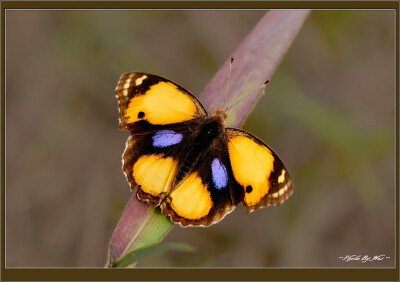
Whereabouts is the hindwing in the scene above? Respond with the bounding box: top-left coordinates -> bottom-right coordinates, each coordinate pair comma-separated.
161,138 -> 236,226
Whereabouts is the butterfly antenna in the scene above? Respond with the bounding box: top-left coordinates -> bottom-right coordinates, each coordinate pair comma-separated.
223,56 -> 234,110
225,79 -> 270,112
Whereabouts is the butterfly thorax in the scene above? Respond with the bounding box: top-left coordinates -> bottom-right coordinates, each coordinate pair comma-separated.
173,116 -> 225,187
211,109 -> 228,124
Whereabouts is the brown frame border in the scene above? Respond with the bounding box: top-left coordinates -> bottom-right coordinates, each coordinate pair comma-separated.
1,1 -> 398,281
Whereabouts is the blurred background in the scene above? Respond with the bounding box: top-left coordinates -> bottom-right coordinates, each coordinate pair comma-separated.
5,10 -> 395,267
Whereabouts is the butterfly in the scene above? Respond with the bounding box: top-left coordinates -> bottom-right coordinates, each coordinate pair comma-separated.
115,72 -> 293,227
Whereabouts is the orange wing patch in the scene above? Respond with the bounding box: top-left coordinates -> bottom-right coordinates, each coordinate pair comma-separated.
227,135 -> 275,207
124,81 -> 199,125
133,154 -> 178,197
167,172 -> 212,220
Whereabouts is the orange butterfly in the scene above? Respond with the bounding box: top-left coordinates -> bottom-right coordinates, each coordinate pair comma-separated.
115,73 -> 293,226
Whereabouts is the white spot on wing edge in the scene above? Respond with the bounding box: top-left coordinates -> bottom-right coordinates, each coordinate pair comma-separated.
135,75 -> 148,86
123,80 -> 132,89
278,169 -> 286,184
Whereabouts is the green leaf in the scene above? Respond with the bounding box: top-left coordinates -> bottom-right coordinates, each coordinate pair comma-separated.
113,242 -> 196,268
106,193 -> 173,267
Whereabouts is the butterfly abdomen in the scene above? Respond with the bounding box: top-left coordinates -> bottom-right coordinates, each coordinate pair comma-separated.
173,118 -> 224,187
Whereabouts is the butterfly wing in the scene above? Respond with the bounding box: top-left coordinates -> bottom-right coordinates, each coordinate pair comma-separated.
225,128 -> 293,212
161,139 -> 236,226
123,123 -> 203,205
115,73 -> 207,131
115,73 -> 209,205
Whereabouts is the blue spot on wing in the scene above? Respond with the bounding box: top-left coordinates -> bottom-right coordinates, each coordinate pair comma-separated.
211,158 -> 228,189
152,130 -> 183,148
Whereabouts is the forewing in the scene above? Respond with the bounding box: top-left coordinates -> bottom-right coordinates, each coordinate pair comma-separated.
115,73 -> 207,131
225,128 -> 293,212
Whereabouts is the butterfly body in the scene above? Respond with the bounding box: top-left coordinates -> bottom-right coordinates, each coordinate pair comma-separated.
173,115 -> 225,187
115,73 -> 293,227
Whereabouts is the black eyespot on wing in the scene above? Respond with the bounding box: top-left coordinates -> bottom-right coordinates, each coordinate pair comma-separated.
246,185 -> 253,193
